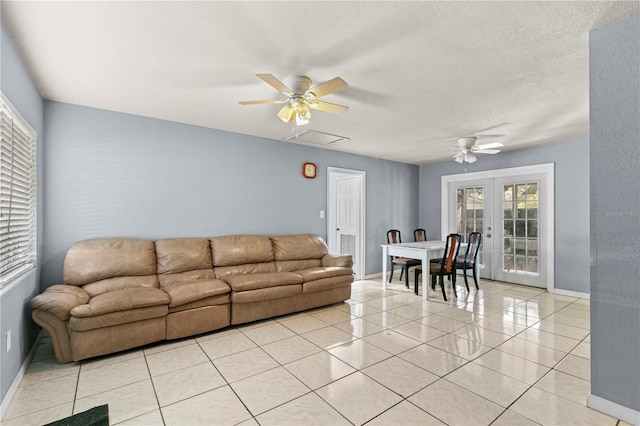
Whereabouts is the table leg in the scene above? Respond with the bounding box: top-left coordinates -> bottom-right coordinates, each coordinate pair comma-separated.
382,246 -> 388,290
422,252 -> 428,301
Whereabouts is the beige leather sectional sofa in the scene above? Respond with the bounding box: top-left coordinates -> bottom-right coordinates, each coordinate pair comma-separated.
31,234 -> 354,363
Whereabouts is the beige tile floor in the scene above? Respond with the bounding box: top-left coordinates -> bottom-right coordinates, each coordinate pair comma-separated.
1,277 -> 631,426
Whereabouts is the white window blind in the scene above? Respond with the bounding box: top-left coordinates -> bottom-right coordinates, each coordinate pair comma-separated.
0,96 -> 36,287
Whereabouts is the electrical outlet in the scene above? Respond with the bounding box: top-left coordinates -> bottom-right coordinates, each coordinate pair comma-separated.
6,330 -> 11,353
320,210 -> 325,219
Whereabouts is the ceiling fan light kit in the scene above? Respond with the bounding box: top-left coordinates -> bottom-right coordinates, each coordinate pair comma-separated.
239,74 -> 349,126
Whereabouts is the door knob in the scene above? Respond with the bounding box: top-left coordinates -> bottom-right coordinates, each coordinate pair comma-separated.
486,234 -> 492,238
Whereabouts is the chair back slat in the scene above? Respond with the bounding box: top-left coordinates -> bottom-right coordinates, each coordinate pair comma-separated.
466,232 -> 482,264
387,229 -> 401,244
414,228 -> 426,242
440,233 -> 461,273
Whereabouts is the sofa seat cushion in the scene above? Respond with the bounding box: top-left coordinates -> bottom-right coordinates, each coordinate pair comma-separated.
162,279 -> 230,307
168,294 -> 231,313
82,275 -> 160,298
231,285 -> 302,303
69,306 -> 168,332
304,275 -> 355,293
223,272 -> 303,292
70,287 -> 170,318
159,269 -> 216,287
275,259 -> 322,272
297,267 -> 353,282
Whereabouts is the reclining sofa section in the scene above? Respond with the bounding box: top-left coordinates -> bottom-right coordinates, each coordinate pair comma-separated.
31,234 -> 354,363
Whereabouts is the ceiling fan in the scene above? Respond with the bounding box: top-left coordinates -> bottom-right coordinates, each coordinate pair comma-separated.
238,74 -> 349,126
453,137 -> 503,163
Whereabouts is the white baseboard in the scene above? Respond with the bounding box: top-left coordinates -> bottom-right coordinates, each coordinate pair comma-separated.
551,287 -> 590,299
364,272 -> 383,280
0,330 -> 41,421
588,393 -> 640,425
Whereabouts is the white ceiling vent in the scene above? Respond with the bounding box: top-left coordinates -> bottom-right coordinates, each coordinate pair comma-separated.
284,129 -> 350,146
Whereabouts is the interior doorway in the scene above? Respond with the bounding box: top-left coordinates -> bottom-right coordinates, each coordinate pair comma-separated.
327,167 -> 365,279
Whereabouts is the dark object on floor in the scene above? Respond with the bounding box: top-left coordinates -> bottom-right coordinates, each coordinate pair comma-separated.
45,404 -> 109,426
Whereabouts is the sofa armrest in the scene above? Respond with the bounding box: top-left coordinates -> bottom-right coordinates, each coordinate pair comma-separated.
322,254 -> 353,268
31,284 -> 90,321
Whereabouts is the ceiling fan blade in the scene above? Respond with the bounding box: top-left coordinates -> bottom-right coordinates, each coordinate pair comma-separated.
475,149 -> 501,154
256,74 -> 293,95
308,77 -> 348,98
476,142 -> 504,150
238,99 -> 286,105
277,104 -> 295,122
308,100 -> 349,114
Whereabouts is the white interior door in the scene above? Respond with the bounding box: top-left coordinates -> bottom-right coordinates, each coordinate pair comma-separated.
327,168 -> 365,280
336,176 -> 359,263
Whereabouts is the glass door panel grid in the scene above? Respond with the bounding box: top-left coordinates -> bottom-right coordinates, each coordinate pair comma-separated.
503,182 -> 538,274
455,186 -> 484,264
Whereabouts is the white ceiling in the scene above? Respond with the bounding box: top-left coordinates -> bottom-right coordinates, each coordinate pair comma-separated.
2,1 -> 639,164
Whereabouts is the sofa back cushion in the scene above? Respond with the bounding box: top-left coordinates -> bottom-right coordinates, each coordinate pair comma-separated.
155,238 -> 215,287
156,238 -> 213,274
211,235 -> 276,278
64,239 -> 159,296
271,235 -> 327,272
271,234 -> 328,260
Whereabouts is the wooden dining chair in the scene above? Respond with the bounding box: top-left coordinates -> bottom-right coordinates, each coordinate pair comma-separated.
414,233 -> 461,300
455,232 -> 482,291
414,228 -> 426,242
387,229 -> 421,289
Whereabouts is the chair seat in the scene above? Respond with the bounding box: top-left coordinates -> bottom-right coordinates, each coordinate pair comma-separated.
392,257 -> 421,266
429,263 -> 452,274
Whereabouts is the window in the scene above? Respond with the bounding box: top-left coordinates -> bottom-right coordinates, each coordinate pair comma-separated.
0,95 -> 37,288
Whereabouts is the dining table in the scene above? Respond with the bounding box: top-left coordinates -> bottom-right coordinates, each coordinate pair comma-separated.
381,240 -> 446,301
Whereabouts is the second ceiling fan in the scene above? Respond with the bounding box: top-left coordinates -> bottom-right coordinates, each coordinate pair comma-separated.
239,74 -> 349,125
453,137 -> 503,163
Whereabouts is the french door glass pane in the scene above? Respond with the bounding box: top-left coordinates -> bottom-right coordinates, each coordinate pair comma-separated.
455,185 -> 484,263
502,182 -> 539,274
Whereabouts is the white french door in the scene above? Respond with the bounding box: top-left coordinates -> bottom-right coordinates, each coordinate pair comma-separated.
492,174 -> 547,287
442,164 -> 554,289
450,180 -> 493,279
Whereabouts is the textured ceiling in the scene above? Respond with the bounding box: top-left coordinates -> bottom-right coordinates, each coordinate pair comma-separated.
2,1 -> 639,164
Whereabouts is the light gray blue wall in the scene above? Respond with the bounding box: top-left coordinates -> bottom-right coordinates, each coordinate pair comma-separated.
589,13 -> 640,416
418,139 -> 590,293
0,25 -> 44,404
42,101 -> 419,288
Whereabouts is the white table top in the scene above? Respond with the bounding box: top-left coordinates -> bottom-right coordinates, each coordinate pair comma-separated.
381,240 -> 445,249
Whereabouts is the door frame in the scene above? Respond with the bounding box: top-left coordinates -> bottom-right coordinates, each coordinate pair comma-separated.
327,167 -> 366,279
440,163 -> 555,291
